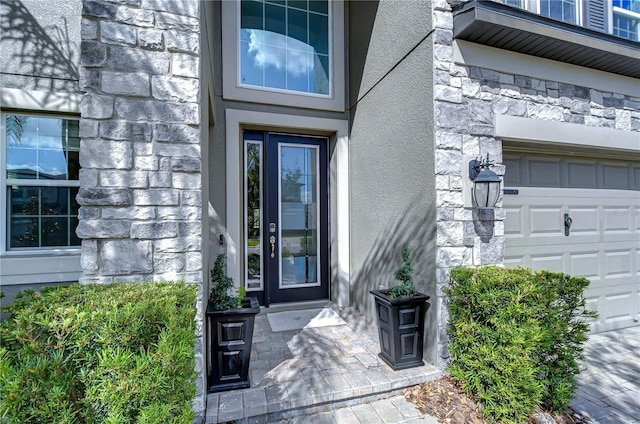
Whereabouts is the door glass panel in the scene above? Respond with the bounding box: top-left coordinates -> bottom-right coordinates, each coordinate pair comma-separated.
245,141 -> 263,290
279,144 -> 320,287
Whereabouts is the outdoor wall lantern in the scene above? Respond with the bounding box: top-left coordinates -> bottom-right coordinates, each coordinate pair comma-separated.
469,155 -> 502,209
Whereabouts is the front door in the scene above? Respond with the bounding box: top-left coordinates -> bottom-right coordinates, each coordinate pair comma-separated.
243,131 -> 329,306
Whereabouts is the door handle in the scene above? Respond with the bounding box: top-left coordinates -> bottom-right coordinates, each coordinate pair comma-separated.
269,236 -> 276,258
564,213 -> 572,236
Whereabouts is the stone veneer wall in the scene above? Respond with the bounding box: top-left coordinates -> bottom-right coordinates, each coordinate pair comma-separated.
432,0 -> 640,367
76,0 -> 205,417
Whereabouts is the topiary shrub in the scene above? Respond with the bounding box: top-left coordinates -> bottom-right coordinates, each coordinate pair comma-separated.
0,281 -> 197,424
445,266 -> 595,424
388,248 -> 416,299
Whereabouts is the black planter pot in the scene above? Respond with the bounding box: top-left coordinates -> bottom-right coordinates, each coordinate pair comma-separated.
370,289 -> 430,370
206,296 -> 260,393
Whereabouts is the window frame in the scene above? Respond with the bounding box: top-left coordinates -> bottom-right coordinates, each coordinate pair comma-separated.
1,111 -> 81,255
221,0 -> 345,112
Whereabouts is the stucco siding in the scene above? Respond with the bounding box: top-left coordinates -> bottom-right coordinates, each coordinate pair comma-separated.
348,0 -> 438,365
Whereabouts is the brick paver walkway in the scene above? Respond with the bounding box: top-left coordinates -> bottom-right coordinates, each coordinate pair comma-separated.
205,306 -> 442,423
572,326 -> 640,424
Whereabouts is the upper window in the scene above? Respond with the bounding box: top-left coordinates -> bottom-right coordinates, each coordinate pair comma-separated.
612,0 -> 639,41
240,0 -> 330,95
2,114 -> 80,250
494,0 -> 640,41
222,0 -> 345,111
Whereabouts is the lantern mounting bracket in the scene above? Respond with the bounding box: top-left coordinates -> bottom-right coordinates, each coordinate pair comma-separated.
469,154 -> 494,181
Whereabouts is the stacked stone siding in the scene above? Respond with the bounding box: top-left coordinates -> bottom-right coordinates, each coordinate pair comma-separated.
77,0 -> 204,417
432,0 -> 640,366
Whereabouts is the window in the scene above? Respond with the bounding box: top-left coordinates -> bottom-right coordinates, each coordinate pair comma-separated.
222,0 -> 345,111
539,0 -> 578,24
493,0 -> 640,41
240,0 -> 330,95
612,0 -> 640,41
2,114 -> 80,250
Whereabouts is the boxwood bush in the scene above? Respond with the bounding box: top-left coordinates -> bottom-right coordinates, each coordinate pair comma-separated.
446,266 -> 596,423
0,282 -> 197,424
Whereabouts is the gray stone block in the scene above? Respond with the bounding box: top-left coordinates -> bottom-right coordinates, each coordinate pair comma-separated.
76,219 -> 131,238
81,240 -> 99,272
181,190 -> 201,206
130,221 -> 178,239
80,69 -> 100,91
172,53 -> 199,78
156,206 -> 201,220
155,236 -> 201,252
78,206 -> 100,220
134,156 -> 158,171
148,172 -> 171,187
100,170 -> 148,188
171,158 -> 201,172
154,252 -> 186,273
81,19 -> 99,41
166,30 -> 199,54
80,139 -> 132,169
115,7 -> 154,27
109,46 -> 170,74
79,119 -> 99,138
139,29 -> 164,50
82,0 -> 116,18
100,240 -> 153,275
79,168 -> 99,187
77,188 -> 131,206
82,94 -> 114,119
115,98 -> 199,124
154,142 -> 201,158
156,12 -> 199,32
102,72 -> 150,97
172,172 -> 201,189
102,206 -> 156,220
152,76 -> 198,102
100,121 -> 152,142
133,188 -> 180,205
155,123 -> 200,143
142,0 -> 199,17
101,21 -> 137,46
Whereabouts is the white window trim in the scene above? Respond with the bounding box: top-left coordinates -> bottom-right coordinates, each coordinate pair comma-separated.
225,109 -> 350,306
221,0 -> 345,112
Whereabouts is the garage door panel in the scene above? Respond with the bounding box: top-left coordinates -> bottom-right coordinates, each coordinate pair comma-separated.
504,207 -> 524,236
529,207 -> 563,235
504,153 -> 640,334
569,252 -> 600,279
604,250 -> 634,278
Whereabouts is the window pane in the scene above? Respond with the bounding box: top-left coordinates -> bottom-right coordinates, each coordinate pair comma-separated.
8,186 -> 80,248
5,115 -> 80,181
10,217 -> 39,248
239,0 -> 330,96
245,141 -> 263,291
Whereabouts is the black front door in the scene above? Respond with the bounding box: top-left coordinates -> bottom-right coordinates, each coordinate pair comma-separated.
243,131 -> 329,306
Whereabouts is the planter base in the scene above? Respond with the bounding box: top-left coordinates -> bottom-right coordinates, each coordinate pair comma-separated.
370,289 -> 430,370
206,297 -> 260,393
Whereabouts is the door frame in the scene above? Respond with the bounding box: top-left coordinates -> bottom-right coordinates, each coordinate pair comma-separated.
224,109 -> 350,307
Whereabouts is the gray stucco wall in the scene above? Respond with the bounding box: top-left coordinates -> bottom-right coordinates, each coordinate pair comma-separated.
348,0 -> 438,365
0,0 -> 81,93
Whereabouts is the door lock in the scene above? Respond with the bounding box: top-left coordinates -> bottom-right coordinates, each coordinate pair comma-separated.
564,213 -> 572,236
269,236 -> 276,258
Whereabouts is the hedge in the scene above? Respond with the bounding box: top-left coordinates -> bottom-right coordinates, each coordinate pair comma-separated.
446,266 -> 596,423
0,282 -> 197,424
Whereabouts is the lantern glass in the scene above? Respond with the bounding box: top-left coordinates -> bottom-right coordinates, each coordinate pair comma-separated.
472,168 -> 501,209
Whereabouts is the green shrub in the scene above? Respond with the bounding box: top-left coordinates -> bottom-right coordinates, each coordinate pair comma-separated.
209,253 -> 245,310
445,266 -> 596,423
0,282 -> 197,424
388,248 -> 416,299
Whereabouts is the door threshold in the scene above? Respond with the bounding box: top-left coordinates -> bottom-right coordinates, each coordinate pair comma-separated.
259,299 -> 332,315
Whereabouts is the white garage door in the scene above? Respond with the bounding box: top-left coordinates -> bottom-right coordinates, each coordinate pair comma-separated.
503,152 -> 640,333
